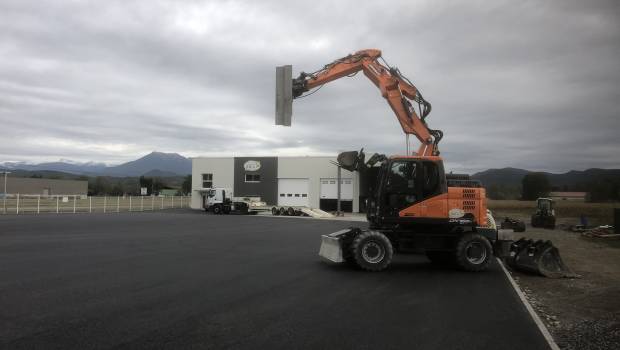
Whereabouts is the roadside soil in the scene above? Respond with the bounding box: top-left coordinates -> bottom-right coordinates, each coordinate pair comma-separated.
491,210 -> 620,350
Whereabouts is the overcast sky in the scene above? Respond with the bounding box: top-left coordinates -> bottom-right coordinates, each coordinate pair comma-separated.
1,0 -> 618,173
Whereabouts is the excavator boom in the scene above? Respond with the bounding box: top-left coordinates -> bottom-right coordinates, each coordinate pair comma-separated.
277,49 -> 442,157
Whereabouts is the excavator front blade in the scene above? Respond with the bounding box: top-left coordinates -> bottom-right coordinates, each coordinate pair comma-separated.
318,228 -> 361,263
318,229 -> 349,263
507,238 -> 578,278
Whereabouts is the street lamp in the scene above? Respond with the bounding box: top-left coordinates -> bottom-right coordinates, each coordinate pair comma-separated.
2,171 -> 10,214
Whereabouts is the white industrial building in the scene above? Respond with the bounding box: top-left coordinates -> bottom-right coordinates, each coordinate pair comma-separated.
191,156 -> 360,212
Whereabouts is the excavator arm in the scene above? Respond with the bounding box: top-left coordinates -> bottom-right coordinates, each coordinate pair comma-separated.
289,49 -> 442,156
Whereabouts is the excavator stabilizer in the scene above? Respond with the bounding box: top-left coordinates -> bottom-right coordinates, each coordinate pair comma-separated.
507,238 -> 578,278
318,229 -> 350,263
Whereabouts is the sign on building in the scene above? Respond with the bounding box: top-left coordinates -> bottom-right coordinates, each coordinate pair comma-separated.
244,160 -> 261,172
141,187 -> 148,195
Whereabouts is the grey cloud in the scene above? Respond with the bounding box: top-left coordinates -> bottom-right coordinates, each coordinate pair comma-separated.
0,0 -> 618,173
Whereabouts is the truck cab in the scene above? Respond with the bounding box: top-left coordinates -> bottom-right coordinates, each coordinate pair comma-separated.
204,188 -> 233,214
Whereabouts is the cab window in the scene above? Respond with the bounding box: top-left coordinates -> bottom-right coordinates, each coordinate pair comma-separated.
422,161 -> 440,198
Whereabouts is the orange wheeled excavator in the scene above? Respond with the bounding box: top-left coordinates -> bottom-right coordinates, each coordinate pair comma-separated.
275,49 -> 573,276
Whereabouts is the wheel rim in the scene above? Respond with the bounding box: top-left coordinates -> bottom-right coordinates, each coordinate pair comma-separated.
465,241 -> 487,265
362,241 -> 385,263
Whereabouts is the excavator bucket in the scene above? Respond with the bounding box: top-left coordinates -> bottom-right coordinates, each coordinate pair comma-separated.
507,238 -> 578,278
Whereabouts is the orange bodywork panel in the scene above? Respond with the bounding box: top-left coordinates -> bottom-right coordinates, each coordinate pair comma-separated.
399,187 -> 487,226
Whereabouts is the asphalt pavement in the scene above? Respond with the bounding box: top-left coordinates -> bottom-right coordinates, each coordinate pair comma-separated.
0,211 -> 551,349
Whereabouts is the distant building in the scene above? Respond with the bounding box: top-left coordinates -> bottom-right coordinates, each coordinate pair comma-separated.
3,177 -> 88,196
159,189 -> 179,196
191,156 -> 358,212
549,191 -> 588,201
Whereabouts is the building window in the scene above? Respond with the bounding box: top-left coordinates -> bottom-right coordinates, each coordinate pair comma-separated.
245,174 -> 261,183
202,173 -> 213,188
280,193 -> 285,197
302,194 -> 307,197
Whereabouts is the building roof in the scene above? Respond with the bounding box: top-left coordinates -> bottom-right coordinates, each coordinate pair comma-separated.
549,192 -> 587,197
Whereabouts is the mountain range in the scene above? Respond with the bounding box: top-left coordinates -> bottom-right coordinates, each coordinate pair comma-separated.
0,152 -> 191,177
2,153 -> 618,188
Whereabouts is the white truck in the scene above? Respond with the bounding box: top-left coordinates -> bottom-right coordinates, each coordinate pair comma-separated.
203,188 -> 253,215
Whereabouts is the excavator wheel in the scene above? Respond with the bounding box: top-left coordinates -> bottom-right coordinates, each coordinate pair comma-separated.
544,217 -> 556,229
454,233 -> 493,272
351,230 -> 393,272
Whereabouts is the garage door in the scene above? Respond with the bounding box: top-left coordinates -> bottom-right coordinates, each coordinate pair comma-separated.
320,178 -> 353,200
278,178 -> 309,207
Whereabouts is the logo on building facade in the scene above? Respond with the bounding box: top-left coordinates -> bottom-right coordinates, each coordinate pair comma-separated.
243,160 -> 261,171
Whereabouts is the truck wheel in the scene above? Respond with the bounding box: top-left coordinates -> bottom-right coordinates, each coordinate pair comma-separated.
271,207 -> 279,215
213,204 -> 222,215
351,231 -> 393,272
426,251 -> 455,266
279,207 -> 286,216
223,206 -> 231,214
454,233 -> 493,272
287,207 -> 295,216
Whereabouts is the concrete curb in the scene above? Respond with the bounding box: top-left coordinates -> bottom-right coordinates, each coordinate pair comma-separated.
497,258 -> 560,350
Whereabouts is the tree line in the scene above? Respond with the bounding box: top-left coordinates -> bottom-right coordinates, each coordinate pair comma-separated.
87,175 -> 192,196
486,173 -> 620,202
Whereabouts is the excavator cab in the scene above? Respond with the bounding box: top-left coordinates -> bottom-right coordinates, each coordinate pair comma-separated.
367,157 -> 447,225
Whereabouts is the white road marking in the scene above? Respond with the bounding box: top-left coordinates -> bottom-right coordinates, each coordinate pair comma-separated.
497,258 -> 560,350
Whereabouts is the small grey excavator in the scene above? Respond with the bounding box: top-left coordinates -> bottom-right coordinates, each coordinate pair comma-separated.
531,198 -> 556,229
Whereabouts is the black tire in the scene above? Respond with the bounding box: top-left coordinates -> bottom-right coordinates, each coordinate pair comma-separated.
287,207 -> 295,216
426,251 -> 455,266
271,207 -> 279,216
351,231 -> 393,272
454,233 -> 493,272
213,204 -> 222,215
223,206 -> 231,214
279,207 -> 286,216
515,222 -> 526,232
545,216 -> 556,229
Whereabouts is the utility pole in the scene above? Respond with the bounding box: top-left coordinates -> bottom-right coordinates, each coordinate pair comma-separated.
2,171 -> 10,214
337,166 -> 342,217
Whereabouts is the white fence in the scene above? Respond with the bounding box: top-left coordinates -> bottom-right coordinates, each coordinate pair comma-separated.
0,194 -> 190,215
